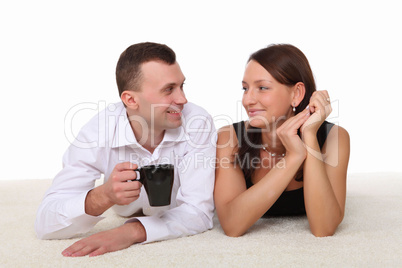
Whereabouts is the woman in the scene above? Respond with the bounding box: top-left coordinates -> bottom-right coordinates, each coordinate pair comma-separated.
214,44 -> 350,237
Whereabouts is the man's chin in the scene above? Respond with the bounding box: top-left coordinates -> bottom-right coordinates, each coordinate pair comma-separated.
165,119 -> 183,129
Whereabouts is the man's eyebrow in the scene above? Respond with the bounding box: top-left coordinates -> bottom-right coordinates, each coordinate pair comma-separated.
159,78 -> 186,91
163,82 -> 177,87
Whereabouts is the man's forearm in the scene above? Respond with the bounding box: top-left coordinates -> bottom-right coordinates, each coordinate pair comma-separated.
85,185 -> 114,216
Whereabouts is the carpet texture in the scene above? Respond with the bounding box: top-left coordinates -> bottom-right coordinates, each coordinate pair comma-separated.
0,173 -> 401,267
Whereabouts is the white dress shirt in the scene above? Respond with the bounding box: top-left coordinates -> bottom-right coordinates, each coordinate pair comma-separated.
35,101 -> 216,243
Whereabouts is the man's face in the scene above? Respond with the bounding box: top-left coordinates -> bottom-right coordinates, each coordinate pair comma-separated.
134,60 -> 187,133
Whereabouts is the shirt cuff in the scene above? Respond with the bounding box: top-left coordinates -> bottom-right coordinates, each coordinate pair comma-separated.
65,190 -> 104,231
127,215 -> 171,244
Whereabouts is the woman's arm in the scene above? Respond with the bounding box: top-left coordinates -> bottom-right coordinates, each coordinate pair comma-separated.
301,90 -> 351,236
303,125 -> 350,236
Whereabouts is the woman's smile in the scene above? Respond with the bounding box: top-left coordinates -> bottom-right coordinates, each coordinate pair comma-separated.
247,108 -> 266,117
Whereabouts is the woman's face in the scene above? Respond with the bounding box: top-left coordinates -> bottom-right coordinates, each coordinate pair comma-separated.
242,60 -> 294,129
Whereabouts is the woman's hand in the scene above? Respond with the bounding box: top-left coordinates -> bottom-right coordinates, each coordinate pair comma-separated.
301,90 -> 332,137
276,108 -> 311,159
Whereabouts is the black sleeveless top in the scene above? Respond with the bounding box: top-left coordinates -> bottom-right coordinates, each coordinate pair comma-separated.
233,121 -> 334,216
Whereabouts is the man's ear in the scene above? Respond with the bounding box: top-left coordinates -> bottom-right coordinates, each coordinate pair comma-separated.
292,82 -> 306,107
121,90 -> 139,109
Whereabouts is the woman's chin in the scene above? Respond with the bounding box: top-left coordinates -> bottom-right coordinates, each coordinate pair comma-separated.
248,118 -> 269,129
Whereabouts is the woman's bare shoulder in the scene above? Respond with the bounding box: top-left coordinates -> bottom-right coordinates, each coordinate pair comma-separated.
327,124 -> 350,145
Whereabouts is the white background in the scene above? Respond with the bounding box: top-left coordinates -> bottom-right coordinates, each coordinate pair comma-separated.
1,0 -> 401,180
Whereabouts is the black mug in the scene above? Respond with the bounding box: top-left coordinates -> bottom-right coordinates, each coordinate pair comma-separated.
133,164 -> 174,207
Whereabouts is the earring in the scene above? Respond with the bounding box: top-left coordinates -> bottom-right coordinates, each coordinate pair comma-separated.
292,104 -> 296,112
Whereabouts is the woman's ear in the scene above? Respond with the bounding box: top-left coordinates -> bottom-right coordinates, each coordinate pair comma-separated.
292,82 -> 306,107
121,90 -> 139,109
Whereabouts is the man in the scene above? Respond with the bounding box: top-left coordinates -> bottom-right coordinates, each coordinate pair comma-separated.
35,42 -> 216,257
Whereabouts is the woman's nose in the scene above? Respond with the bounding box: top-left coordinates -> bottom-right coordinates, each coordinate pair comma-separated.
243,88 -> 257,106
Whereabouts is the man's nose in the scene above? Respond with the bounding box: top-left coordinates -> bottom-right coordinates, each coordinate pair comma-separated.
174,89 -> 187,105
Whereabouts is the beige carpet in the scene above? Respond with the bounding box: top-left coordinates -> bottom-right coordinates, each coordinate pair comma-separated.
0,173 -> 401,267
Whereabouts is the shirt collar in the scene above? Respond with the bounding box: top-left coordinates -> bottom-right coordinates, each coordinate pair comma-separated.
111,111 -> 188,148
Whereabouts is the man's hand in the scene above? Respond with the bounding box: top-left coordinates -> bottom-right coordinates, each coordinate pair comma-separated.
62,221 -> 146,257
103,162 -> 142,205
85,162 -> 142,216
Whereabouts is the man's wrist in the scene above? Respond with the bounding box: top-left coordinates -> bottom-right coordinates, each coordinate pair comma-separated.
85,185 -> 113,216
125,221 -> 147,244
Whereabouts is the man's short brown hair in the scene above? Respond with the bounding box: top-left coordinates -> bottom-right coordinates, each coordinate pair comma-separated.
115,42 -> 176,96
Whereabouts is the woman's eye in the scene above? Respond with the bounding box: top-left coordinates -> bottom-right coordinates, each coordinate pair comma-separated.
259,87 -> 269,90
242,87 -> 248,91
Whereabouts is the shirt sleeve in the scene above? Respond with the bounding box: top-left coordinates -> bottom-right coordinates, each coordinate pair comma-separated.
35,122 -> 106,240
132,111 -> 217,243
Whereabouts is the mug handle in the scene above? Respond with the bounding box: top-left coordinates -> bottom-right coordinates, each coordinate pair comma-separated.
132,168 -> 144,183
